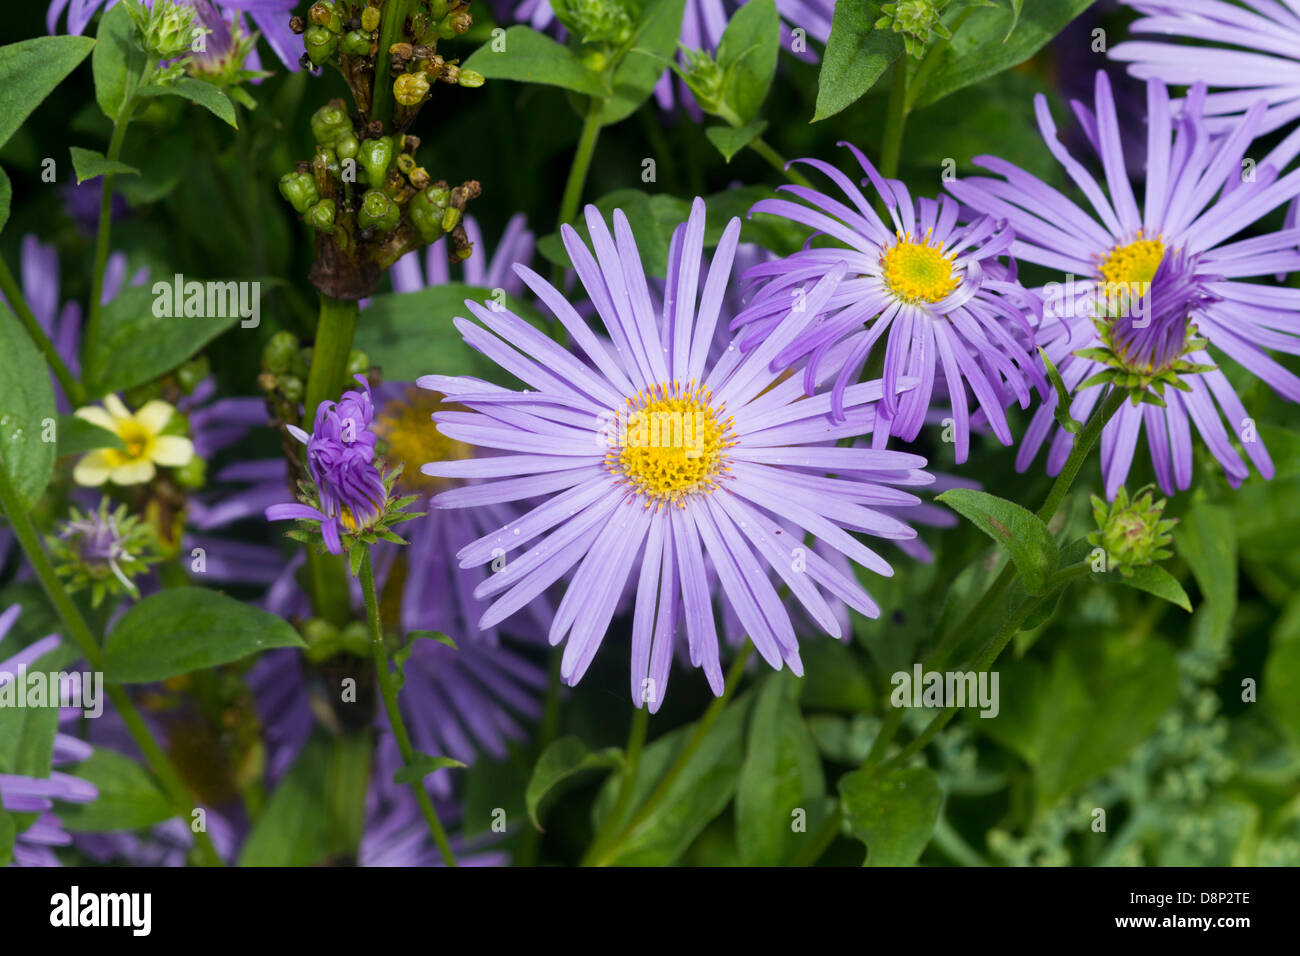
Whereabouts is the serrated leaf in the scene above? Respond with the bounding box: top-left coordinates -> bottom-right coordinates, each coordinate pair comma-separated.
813,3 -> 903,122
937,488 -> 1058,594
0,303 -> 57,509
138,77 -> 237,127
705,119 -> 767,162
462,26 -> 605,95
0,35 -> 97,150
104,587 -> 305,683
839,766 -> 941,865
70,146 -> 140,184
526,736 -> 622,828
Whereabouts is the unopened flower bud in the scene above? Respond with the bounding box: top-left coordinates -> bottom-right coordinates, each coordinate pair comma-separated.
346,349 -> 371,377
394,71 -> 430,107
305,24 -> 339,65
278,172 -> 320,214
310,103 -> 351,146
279,375 -> 304,403
458,68 -> 485,88
307,198 -> 337,233
263,331 -> 300,373
309,1 -> 342,32
1087,486 -> 1177,577
341,29 -> 372,56
358,190 -> 400,232
336,133 -> 360,161
441,206 -> 461,232
175,355 -> 209,394
358,136 -> 394,189
173,454 -> 206,489
360,6 -> 381,31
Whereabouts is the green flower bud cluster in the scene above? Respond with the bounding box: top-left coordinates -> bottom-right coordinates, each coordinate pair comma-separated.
261,330 -> 369,408
553,0 -> 637,49
1087,485 -> 1177,577
876,0 -> 952,59
121,0 -> 203,61
301,616 -> 372,663
678,48 -> 744,126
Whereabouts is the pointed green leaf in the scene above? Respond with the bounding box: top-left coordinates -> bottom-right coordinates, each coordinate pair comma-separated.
393,752 -> 468,786
526,736 -> 622,828
839,766 -> 942,865
70,146 -> 140,184
937,488 -> 1058,594
0,35 -> 97,149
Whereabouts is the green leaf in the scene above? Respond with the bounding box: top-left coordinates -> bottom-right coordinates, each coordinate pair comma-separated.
937,488 -> 1058,594
81,280 -> 249,397
1116,563 -> 1193,612
70,145 -> 140,184
982,629 -> 1178,807
393,752 -> 468,786
138,77 -> 237,127
55,413 -> 126,458
0,35 -> 97,150
0,303 -> 57,509
813,3 -> 903,122
593,0 -> 688,126
1174,501 -> 1237,641
104,587 -> 305,683
356,283 -> 547,384
239,736 -> 331,866
1265,605 -> 1300,748
0,811 -> 13,867
526,736 -> 622,828
462,27 -> 605,95
0,641 -> 76,790
705,119 -> 767,162
408,630 -> 458,650
59,748 -> 174,832
0,166 -> 11,235
839,766 -> 942,865
715,0 -> 779,124
591,693 -> 753,865
910,0 -> 1095,108
735,672 -> 825,865
93,3 -> 148,123
797,636 -> 877,712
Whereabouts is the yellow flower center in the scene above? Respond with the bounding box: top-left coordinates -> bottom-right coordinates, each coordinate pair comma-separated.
1098,233 -> 1165,287
609,383 -> 734,507
881,233 -> 958,304
374,387 -> 473,495
105,420 -> 153,466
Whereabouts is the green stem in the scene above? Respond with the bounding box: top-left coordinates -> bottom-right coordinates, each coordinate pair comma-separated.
579,703 -> 649,866
370,0 -> 415,126
749,138 -> 814,188
0,464 -> 223,866
517,649 -> 563,866
585,642 -> 754,867
358,547 -> 457,866
556,96 -> 605,234
0,255 -> 84,406
86,60 -> 154,358
879,57 -> 909,179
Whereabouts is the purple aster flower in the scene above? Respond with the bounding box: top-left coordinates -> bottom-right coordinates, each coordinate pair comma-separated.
419,197 -> 932,711
733,144 -> 1047,463
47,0 -> 301,72
0,607 -> 97,867
266,375 -> 390,554
948,71 -> 1300,497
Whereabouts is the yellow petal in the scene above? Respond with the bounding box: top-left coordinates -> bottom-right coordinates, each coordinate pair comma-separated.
73,450 -> 113,486
152,435 -> 194,467
110,459 -> 156,485
73,406 -> 119,435
134,400 -> 174,435
103,394 -> 131,420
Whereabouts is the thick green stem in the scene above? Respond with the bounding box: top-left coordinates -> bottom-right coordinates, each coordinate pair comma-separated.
358,547 -> 457,865
0,464 -> 223,866
585,642 -> 754,867
579,704 -> 648,866
0,255 -> 84,406
370,0 -> 416,126
879,58 -> 909,179
749,138 -> 814,188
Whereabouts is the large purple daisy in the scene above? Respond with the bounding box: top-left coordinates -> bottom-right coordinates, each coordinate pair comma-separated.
948,71 -> 1300,497
419,197 -> 932,711
732,144 -> 1046,463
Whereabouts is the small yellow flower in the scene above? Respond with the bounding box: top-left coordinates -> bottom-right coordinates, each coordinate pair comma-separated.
72,395 -> 194,487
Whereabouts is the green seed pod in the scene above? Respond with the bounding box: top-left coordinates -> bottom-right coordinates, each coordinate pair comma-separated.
458,68 -> 485,88
308,0 -> 343,32
335,133 -> 360,161
441,206 -> 461,232
360,6 -> 381,31
175,355 -> 210,394
357,136 -> 395,189
262,330 -> 301,374
279,375 -> 304,404
408,187 -> 441,242
341,29 -> 372,56
310,103 -> 351,146
278,172 -> 320,214
358,189 -> 400,232
173,454 -> 207,490
394,71 -> 430,107
345,349 -> 371,377
305,24 -> 339,65
307,198 -> 337,233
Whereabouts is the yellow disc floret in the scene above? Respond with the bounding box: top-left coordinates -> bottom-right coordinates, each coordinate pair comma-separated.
881,231 -> 958,304
609,382 -> 735,507
374,387 -> 473,495
1098,232 -> 1166,287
